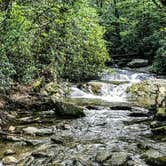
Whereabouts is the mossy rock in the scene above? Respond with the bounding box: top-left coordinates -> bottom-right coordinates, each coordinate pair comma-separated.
78,81 -> 103,94
145,156 -> 166,166
143,149 -> 166,166
54,101 -> 85,118
127,79 -> 166,108
45,82 -> 58,94
87,82 -> 103,94
32,77 -> 44,91
156,107 -> 166,120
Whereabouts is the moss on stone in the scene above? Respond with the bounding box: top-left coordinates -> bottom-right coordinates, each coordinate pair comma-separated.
156,107 -> 166,119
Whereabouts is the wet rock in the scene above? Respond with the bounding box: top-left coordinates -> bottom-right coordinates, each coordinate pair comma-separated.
127,79 -> 166,108
23,127 -> 53,136
24,139 -> 48,146
110,102 -> 132,110
77,81 -> 103,94
51,133 -> 73,145
143,149 -> 166,166
18,117 -> 35,124
156,107 -> 166,121
151,126 -> 166,135
4,149 -> 16,156
105,152 -> 129,166
137,142 -> 150,150
87,81 -> 103,94
127,59 -> 149,68
54,101 -> 85,118
2,156 -> 18,165
86,105 -> 101,110
5,136 -> 23,142
32,151 -> 54,158
110,105 -> 131,110
71,157 -> 92,166
22,127 -> 38,135
129,112 -> 149,117
8,126 -> 16,133
36,128 -> 53,136
150,121 -> 165,128
96,150 -> 112,163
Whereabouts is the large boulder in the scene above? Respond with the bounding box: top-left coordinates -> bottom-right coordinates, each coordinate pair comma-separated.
53,101 -> 85,118
127,79 -> 166,108
127,59 -> 149,68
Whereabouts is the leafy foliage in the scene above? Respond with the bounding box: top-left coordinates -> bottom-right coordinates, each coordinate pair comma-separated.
0,0 -> 109,89
94,0 -> 166,74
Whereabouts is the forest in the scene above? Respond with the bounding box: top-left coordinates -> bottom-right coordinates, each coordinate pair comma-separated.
0,0 -> 165,90
0,0 -> 166,166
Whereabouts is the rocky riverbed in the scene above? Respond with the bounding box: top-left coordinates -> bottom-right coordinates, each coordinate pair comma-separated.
0,69 -> 165,166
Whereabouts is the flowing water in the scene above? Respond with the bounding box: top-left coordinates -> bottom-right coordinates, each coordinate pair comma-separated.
0,69 -> 165,166
70,69 -> 154,102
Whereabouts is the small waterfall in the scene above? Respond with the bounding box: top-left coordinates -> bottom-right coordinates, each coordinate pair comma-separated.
69,69 -> 154,102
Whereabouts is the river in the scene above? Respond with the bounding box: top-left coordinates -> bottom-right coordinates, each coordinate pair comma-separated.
0,69 -> 165,166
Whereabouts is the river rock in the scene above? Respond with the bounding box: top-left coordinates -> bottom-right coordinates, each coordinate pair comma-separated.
143,149 -> 166,166
5,136 -> 23,142
87,82 -> 103,94
127,79 -> 166,108
96,150 -> 129,166
105,152 -> 129,166
22,127 -> 38,135
77,81 -> 103,94
54,101 -> 85,118
127,59 -> 149,68
32,151 -> 54,158
95,150 -> 112,163
151,126 -> 166,135
8,126 -> 16,133
4,149 -> 16,156
2,156 -> 18,165
24,139 -> 47,146
36,128 -> 53,136
51,132 -> 73,145
23,127 -> 53,136
156,107 -> 166,121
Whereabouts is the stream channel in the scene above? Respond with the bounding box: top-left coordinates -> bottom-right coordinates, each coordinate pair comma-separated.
0,69 -> 165,166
